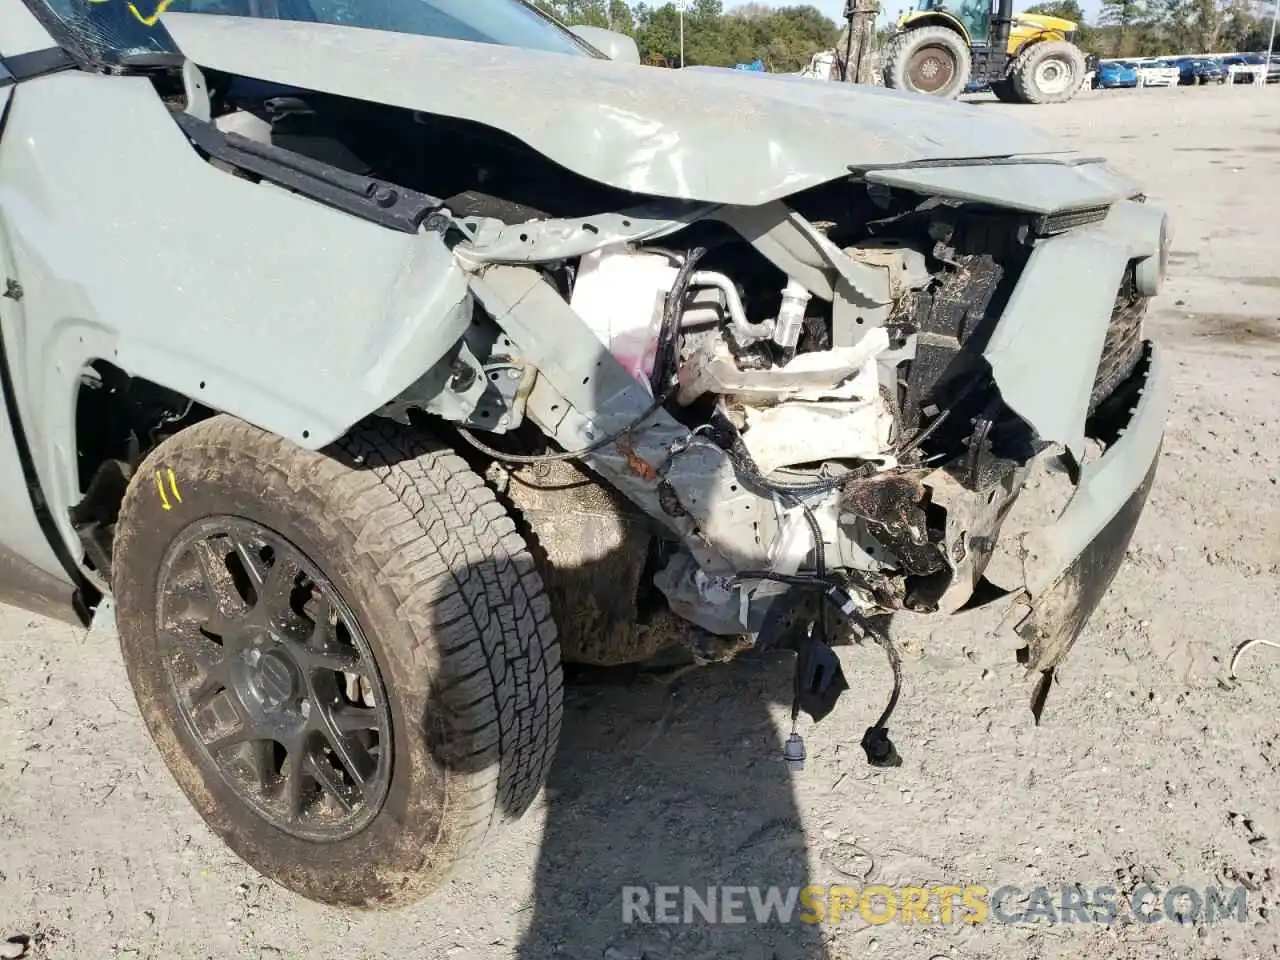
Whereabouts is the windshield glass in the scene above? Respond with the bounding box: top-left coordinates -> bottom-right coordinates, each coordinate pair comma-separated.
34,0 -> 599,64
912,0 -> 989,43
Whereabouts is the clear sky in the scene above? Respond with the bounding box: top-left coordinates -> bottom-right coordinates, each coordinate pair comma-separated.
775,0 -> 1104,25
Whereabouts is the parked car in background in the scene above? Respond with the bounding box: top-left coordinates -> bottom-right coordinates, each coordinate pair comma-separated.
1223,53 -> 1280,83
1221,54 -> 1257,82
1094,59 -> 1139,88
1134,58 -> 1180,87
1158,57 -> 1223,84
1189,57 -> 1225,84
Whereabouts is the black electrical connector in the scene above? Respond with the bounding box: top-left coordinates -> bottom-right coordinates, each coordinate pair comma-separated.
861,726 -> 901,767
741,573 -> 906,768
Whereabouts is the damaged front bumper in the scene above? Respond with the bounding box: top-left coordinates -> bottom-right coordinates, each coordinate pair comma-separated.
1010,341 -> 1169,714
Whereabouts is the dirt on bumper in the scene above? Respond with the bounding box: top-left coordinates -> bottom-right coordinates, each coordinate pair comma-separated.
1016,450 -> 1160,720
1008,341 -> 1169,719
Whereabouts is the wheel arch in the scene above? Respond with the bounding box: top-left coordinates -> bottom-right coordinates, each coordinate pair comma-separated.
895,12 -> 973,46
1008,33 -> 1051,61
50,327 -> 446,587
69,355 -> 222,583
0,72 -> 475,587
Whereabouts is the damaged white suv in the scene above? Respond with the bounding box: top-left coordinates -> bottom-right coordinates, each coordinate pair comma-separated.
0,0 -> 1169,906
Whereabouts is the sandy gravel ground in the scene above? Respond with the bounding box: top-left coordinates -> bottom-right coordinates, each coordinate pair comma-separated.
2,85 -> 1279,960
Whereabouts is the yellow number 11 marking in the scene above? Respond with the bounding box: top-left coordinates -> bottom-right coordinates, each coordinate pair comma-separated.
155,467 -> 183,511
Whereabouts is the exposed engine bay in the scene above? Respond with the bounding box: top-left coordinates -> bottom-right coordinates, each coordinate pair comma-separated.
0,3 -> 1182,906
71,54 -> 1166,763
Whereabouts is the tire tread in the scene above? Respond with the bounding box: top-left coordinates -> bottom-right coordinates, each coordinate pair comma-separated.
113,415 -> 561,901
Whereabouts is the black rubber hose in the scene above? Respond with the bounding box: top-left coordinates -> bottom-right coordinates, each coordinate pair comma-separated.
650,246 -> 708,393
867,617 -> 902,729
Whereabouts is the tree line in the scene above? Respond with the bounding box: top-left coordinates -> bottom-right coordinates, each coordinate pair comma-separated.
532,0 -> 1277,67
1029,0 -> 1276,57
531,1 -> 843,72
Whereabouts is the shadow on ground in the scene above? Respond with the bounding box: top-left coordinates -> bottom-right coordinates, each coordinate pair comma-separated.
515,656 -> 829,960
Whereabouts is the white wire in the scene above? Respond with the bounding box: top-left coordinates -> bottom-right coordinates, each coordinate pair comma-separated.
1228,638 -> 1280,680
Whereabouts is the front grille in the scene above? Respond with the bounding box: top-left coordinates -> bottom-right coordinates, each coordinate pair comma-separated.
1090,265 -> 1147,412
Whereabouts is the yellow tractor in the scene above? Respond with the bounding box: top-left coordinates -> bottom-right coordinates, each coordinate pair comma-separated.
882,0 -> 1088,103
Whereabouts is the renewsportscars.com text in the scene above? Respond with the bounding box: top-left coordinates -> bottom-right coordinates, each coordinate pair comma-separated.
621,883 -> 1250,926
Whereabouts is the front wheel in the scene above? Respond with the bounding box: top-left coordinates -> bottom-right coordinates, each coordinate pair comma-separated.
882,25 -> 973,99
112,416 -> 562,907
1011,40 -> 1087,104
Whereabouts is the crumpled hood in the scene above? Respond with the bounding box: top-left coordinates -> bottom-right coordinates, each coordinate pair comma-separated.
163,13 -> 1070,207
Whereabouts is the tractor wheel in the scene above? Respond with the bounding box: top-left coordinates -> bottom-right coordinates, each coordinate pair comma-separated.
1011,40 -> 1087,104
991,79 -> 1022,103
883,26 -> 972,99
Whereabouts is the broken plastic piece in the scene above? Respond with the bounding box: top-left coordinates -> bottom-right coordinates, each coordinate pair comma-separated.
740,394 -> 894,475
784,732 -> 807,771
1229,637 -> 1280,680
796,629 -> 850,723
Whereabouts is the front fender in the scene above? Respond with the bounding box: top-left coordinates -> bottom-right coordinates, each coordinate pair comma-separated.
0,72 -> 471,557
899,11 -> 973,45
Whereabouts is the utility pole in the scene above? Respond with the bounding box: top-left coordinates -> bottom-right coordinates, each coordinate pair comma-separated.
1267,0 -> 1278,79
1116,0 -> 1131,56
676,0 -> 688,67
835,0 -> 882,83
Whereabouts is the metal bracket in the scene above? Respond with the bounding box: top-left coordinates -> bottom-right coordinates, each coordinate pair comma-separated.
713,202 -> 892,307
454,202 -> 712,266
468,265 -> 779,583
472,359 -> 534,433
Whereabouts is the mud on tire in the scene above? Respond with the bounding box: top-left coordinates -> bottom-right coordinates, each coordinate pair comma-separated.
112,415 -> 562,907
1011,40 -> 1087,104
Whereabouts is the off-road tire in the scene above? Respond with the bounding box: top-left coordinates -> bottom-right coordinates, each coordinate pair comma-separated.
991,79 -> 1022,103
1011,40 -> 1087,104
882,26 -> 972,99
112,415 -> 561,907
